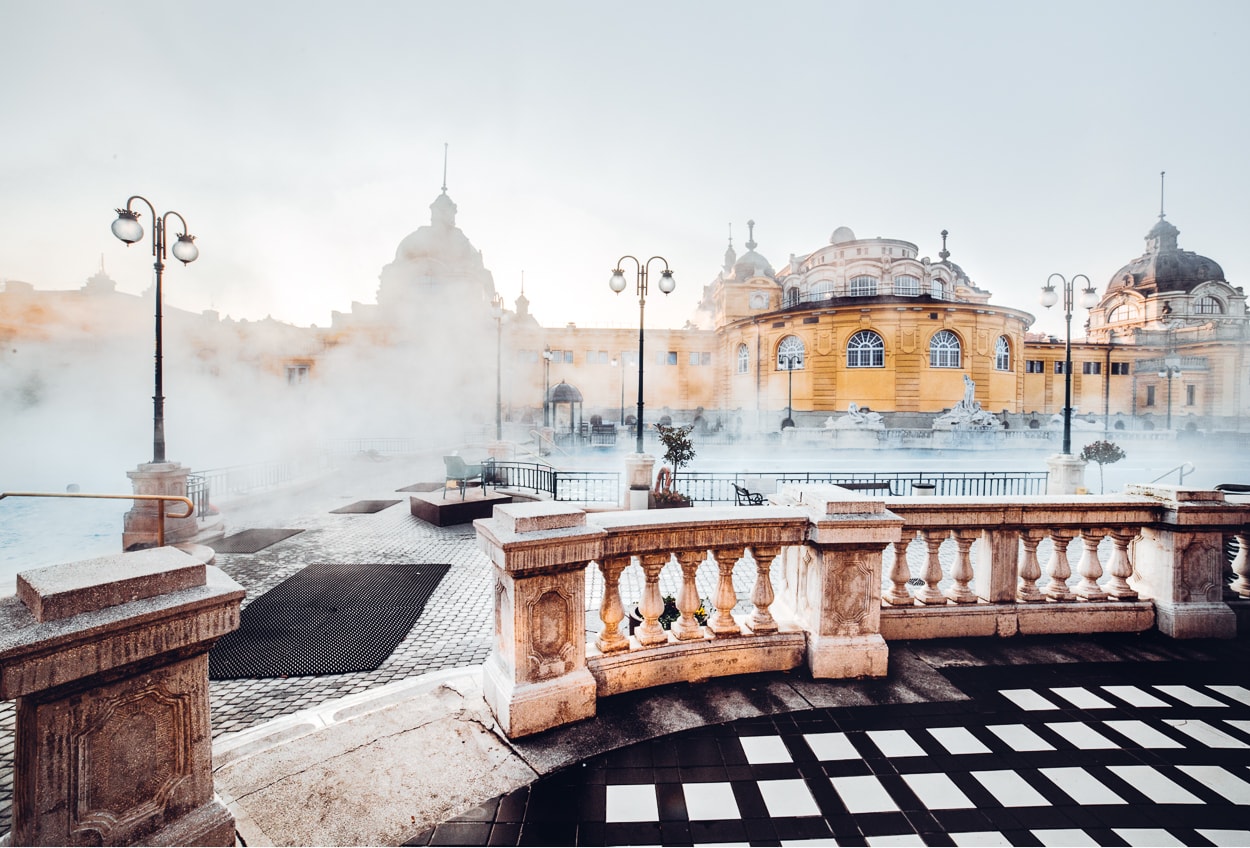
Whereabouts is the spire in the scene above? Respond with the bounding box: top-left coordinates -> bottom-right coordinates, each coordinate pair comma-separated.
441,142 -> 449,194
722,222 -> 736,273
939,229 -> 950,262
745,219 -> 758,252
1159,169 -> 1166,220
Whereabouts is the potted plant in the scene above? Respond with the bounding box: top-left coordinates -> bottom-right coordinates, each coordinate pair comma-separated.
628,594 -> 709,634
1080,439 -> 1126,494
653,423 -> 696,508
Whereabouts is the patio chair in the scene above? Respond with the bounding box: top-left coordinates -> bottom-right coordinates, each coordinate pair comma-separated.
733,483 -> 765,506
443,455 -> 483,499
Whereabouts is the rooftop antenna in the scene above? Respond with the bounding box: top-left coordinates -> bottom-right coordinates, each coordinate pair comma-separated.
1159,170 -> 1166,219
442,142 -> 449,194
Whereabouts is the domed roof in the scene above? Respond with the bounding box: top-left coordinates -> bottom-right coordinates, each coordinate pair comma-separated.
729,220 -> 774,281
830,226 -> 856,244
1107,216 -> 1225,296
548,381 -> 583,403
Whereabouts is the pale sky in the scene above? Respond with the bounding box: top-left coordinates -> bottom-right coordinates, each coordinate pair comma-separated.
3,0 -> 1247,338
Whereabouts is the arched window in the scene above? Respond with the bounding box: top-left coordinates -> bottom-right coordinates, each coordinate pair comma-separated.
777,335 -> 805,370
1195,295 -> 1224,315
810,281 -> 833,301
1108,303 -> 1140,322
995,336 -> 1011,371
785,287 -> 800,307
894,275 -> 920,296
931,277 -> 946,299
736,343 -> 749,374
929,330 -> 961,368
847,330 -> 885,368
849,275 -> 878,297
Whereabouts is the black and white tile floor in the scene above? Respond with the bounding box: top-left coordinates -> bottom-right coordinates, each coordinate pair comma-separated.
421,659 -> 1250,847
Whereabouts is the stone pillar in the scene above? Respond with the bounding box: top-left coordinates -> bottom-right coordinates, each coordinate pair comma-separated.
475,503 -> 605,738
976,529 -> 1021,602
0,547 -> 244,847
123,462 -> 197,551
623,453 -> 655,511
1125,484 -> 1246,639
779,485 -> 903,679
1046,453 -> 1088,495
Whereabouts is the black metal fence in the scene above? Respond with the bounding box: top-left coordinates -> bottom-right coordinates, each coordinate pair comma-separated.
488,462 -> 621,503
673,470 -> 1050,503
188,457 -> 333,509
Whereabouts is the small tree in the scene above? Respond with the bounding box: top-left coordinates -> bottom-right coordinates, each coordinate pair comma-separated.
1080,439 -> 1126,494
655,423 -> 696,497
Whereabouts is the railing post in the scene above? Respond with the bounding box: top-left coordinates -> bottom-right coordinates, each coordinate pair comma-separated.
475,503 -> 605,737
1125,484 -> 1245,639
0,548 -> 243,846
783,484 -> 903,678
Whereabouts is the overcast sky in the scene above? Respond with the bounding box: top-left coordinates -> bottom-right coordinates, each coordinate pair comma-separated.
3,0 -> 1247,337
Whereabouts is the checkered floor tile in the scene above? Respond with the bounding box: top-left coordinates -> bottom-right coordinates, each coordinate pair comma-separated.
418,661 -> 1250,846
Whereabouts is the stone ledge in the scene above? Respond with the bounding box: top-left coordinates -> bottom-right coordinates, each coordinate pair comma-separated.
879,600 -> 1155,640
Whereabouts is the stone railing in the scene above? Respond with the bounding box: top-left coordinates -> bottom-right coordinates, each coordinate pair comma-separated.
475,483 -> 1250,738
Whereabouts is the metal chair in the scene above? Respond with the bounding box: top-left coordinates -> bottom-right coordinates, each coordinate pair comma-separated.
443,455 -> 483,499
733,483 -> 765,506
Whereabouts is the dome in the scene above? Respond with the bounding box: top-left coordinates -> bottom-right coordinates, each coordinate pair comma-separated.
1107,216 -> 1225,296
729,219 -> 775,281
830,226 -> 856,244
548,381 -> 583,403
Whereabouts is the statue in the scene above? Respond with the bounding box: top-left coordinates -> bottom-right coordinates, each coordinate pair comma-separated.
932,376 -> 1001,430
827,402 -> 885,430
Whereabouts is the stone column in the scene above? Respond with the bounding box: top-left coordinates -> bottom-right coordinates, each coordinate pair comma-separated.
123,461 -> 197,551
1046,453 -> 1088,495
1125,484 -> 1246,639
623,453 -> 655,511
780,485 -> 903,679
0,546 -> 243,847
475,503 -> 605,738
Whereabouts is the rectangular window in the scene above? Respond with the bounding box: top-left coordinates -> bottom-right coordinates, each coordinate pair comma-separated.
701,352 -> 711,366
1026,360 -> 1044,373
1111,362 -> 1130,375
1053,361 -> 1068,375
563,351 -> 573,364
667,351 -> 678,366
1146,385 -> 1156,406
621,351 -> 638,366
1186,384 -> 1196,406
286,364 -> 309,386
586,350 -> 596,364
549,349 -> 563,362
689,351 -> 701,366
599,351 -> 609,364
1082,362 -> 1102,375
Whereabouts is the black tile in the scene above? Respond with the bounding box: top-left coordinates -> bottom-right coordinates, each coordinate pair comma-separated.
431,821 -> 492,845
674,737 -> 722,766
604,766 -> 654,785
658,820 -> 693,846
729,779 -> 770,819
980,807 -> 1024,832
1000,828 -> 1044,846
517,820 -> 577,846
1010,806 -> 1074,830
573,821 -> 605,847
656,783 -> 687,821
773,816 -> 834,841
525,784 -> 579,822
931,808 -> 993,833
612,744 -> 653,768
602,821 -> 661,846
903,809 -> 943,834
576,784 -> 605,821
402,827 -> 433,846
687,819 -> 747,843
496,788 -> 529,823
853,811 -> 914,837
742,817 -> 779,843
823,759 -> 873,778
454,797 -> 501,822
487,822 -> 521,846
1084,827 -> 1130,847
679,764 -> 727,783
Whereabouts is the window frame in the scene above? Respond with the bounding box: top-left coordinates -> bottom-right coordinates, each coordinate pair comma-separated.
928,329 -> 961,368
846,330 -> 885,368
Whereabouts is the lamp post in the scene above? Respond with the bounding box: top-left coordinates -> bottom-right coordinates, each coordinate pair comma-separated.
1040,273 -> 1098,455
491,295 -> 504,441
611,356 -> 625,426
780,352 -> 799,429
111,196 -> 199,464
1159,345 -> 1182,431
542,345 -> 553,428
609,256 -> 675,454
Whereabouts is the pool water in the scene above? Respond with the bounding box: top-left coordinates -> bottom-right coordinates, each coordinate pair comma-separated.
0,498 -> 130,596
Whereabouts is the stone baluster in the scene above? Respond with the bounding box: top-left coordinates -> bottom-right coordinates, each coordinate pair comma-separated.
672,550 -> 708,641
883,539 -> 914,606
636,553 -> 671,647
1230,532 -> 1250,598
915,529 -> 948,605
1017,530 -> 1046,602
1043,530 -> 1076,601
1075,529 -> 1109,601
595,556 -> 631,653
1105,530 -> 1139,600
945,530 -> 979,604
709,546 -> 744,637
748,545 -> 781,634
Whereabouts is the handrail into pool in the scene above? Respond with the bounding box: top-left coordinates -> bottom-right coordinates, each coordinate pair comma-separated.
0,491 -> 194,549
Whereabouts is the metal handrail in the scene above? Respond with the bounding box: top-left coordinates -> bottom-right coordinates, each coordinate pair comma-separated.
0,491 -> 194,549
1149,462 -> 1194,485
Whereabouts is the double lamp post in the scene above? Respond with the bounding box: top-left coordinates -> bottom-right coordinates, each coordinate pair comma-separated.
1039,272 -> 1098,456
609,256 -> 675,454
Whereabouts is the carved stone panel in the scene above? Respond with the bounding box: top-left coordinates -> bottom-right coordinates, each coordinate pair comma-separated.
526,587 -> 575,681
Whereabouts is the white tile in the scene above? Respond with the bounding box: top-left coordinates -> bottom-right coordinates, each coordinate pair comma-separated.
605,784 -> 659,822
1038,767 -> 1126,805
987,724 -> 1054,752
1032,830 -> 1099,846
949,834 -> 1012,847
1107,765 -> 1203,804
741,735 -> 793,764
759,778 -> 822,818
970,770 -> 1050,807
1165,719 -> 1248,748
866,836 -> 927,846
831,774 -> 899,813
804,731 -> 860,761
1049,686 -> 1113,710
902,772 -> 976,809
1102,685 -> 1169,708
1196,830 -> 1250,847
1178,765 -> 1250,804
1226,720 -> 1250,736
682,782 -> 740,821
1156,684 -> 1227,707
1112,829 -> 1187,846
1207,685 -> 1250,706
1044,722 -> 1118,749
866,729 -> 926,758
1000,688 -> 1057,710
1103,720 -> 1185,749
928,726 -> 991,755
781,840 -> 840,848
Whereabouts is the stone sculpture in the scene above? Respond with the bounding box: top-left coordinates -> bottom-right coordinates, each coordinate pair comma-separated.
932,375 -> 1001,430
826,402 -> 886,430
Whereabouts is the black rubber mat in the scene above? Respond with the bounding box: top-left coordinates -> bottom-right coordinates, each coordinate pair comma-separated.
208,563 -> 451,679
210,528 -> 304,554
396,482 -> 443,492
329,499 -> 401,514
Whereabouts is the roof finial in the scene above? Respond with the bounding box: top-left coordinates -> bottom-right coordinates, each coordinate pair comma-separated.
441,142 -> 449,194
99,253 -> 105,273
520,269 -> 525,296
1159,170 -> 1166,220
728,222 -> 733,249
939,229 -> 950,262
745,219 -> 757,251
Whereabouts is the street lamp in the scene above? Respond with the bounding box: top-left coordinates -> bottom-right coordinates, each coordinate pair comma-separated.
111,196 -> 199,464
1040,273 -> 1098,455
780,352 -> 800,429
542,345 -> 553,428
609,256 -> 675,454
611,357 -> 624,426
491,294 -> 504,441
1159,354 -> 1182,431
